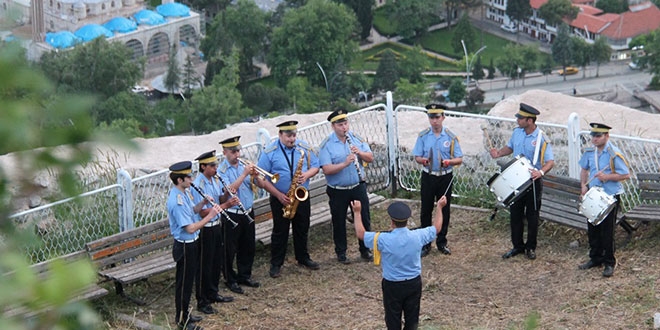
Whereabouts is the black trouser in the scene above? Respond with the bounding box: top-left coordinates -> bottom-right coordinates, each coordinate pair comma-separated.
509,178 -> 543,251
587,195 -> 620,267
173,240 -> 199,324
420,172 -> 452,249
224,211 -> 256,284
327,182 -> 371,257
269,196 -> 311,266
196,222 -> 223,308
382,275 -> 422,330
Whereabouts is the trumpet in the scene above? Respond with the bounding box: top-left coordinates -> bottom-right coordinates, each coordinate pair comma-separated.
238,158 -> 280,183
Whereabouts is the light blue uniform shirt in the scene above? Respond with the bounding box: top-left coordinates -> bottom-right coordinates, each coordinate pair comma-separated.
167,187 -> 198,242
412,127 -> 463,172
191,174 -> 221,222
579,142 -> 629,195
363,227 -> 436,282
319,132 -> 371,186
507,127 -> 554,170
217,159 -> 254,210
257,140 -> 319,194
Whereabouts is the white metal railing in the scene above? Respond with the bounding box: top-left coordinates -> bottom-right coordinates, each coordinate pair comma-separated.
10,92 -> 660,263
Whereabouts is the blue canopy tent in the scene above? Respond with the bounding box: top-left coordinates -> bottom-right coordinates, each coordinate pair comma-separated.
103,17 -> 138,33
133,9 -> 166,25
45,31 -> 81,49
75,24 -> 113,42
156,2 -> 190,17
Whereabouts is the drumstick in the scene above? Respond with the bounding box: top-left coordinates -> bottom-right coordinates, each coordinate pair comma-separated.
585,165 -> 610,186
481,125 -> 494,150
443,174 -> 455,197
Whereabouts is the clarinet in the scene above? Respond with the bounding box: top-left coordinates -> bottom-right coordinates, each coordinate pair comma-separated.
189,182 -> 238,228
346,135 -> 366,182
215,174 -> 255,224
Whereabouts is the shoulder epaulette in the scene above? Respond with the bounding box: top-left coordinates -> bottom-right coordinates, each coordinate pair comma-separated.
584,147 -> 595,153
418,127 -> 431,137
297,140 -> 311,150
186,190 -> 193,200
445,128 -> 457,140
177,194 -> 184,205
218,163 -> 229,173
352,133 -> 366,144
319,136 -> 329,149
264,144 -> 278,153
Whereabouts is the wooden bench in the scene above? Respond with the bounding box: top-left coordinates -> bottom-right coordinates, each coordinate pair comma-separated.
253,178 -> 387,245
621,172 -> 660,223
86,219 -> 173,304
3,250 -> 109,318
540,174 -> 635,241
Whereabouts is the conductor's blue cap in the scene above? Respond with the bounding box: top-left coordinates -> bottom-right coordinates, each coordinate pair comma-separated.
387,202 -> 411,222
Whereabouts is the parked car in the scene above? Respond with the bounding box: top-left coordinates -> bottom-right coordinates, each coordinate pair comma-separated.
500,24 -> 517,33
628,61 -> 641,70
558,67 -> 579,75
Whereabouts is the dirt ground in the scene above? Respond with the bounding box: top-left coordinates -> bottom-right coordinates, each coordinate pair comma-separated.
95,199 -> 660,330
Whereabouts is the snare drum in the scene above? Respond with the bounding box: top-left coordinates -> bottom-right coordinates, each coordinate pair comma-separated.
487,155 -> 534,207
578,186 -> 616,226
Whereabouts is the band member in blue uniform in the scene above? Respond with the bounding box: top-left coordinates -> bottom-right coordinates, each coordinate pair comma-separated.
489,103 -> 555,260
257,121 -> 321,278
167,161 -> 235,330
353,197 -> 446,330
413,103 -> 463,257
319,109 -> 374,264
578,123 -> 630,277
217,136 -> 261,293
190,151 -> 235,315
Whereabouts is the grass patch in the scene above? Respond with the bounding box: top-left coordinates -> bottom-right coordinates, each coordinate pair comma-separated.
373,6 -> 397,37
418,28 -> 515,66
354,42 -> 459,72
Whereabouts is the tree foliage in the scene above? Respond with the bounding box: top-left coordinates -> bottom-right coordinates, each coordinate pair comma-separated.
506,0 -> 532,27
595,0 -> 628,13
188,48 -> 251,134
447,79 -> 466,107
371,49 -> 399,92
1,43 -> 136,329
243,83 -> 273,115
471,56 -> 485,81
395,78 -> 429,105
286,76 -> 330,113
451,14 -> 477,54
551,24 -> 573,81
164,45 -> 181,94
398,45 -> 429,84
538,0 -> 579,27
591,37 -> 611,78
268,0 -> 359,87
571,36 -> 591,78
388,0 -> 440,42
338,0 -> 374,40
38,38 -> 143,99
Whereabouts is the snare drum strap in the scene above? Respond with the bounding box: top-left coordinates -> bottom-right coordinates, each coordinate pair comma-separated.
373,232 -> 381,266
532,130 -> 544,166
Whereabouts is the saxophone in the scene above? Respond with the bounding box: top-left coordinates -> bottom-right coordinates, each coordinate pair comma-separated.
282,148 -> 309,219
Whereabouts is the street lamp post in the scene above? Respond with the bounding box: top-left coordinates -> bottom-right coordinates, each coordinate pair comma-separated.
460,40 -> 487,87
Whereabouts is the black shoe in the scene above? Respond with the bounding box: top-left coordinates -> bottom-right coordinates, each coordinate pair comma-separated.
298,259 -> 320,270
526,249 -> 536,260
438,246 -> 451,255
197,304 -> 217,315
502,248 -> 523,259
212,294 -> 234,303
187,314 -> 203,323
337,254 -> 351,264
238,278 -> 261,288
269,264 -> 281,278
420,247 -> 430,258
360,250 -> 373,261
227,282 -> 244,294
578,260 -> 601,270
602,265 -> 615,277
178,323 -> 204,330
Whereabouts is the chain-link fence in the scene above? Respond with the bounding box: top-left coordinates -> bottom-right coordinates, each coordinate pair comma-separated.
10,94 -> 660,263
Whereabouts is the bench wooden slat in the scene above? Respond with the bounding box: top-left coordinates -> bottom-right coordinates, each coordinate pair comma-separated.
621,173 -> 660,224
92,237 -> 172,269
540,174 -> 589,231
86,220 -> 169,251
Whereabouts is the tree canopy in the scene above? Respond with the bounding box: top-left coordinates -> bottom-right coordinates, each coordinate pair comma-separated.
538,0 -> 579,27
388,0 -> 441,42
268,0 -> 359,87
551,24 -> 573,81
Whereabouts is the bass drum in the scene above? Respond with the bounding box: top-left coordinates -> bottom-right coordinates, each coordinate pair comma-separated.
578,186 -> 616,226
487,155 -> 534,207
